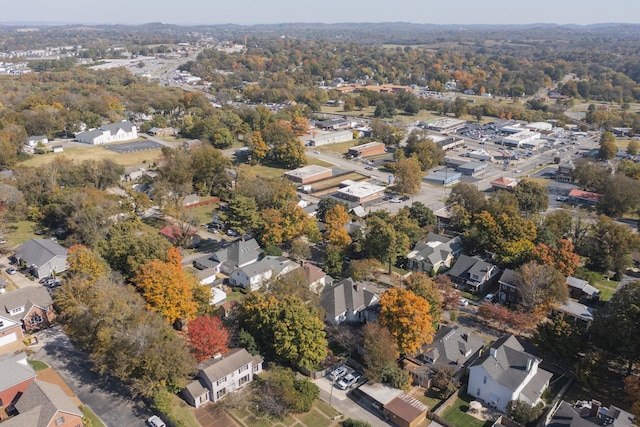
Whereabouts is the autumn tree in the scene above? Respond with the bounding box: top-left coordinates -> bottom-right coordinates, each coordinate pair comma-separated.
533,316 -> 586,362
378,288 -> 435,355
347,259 -> 383,281
404,272 -> 443,328
362,322 -> 399,383
435,275 -> 460,309
133,247 -> 199,324
531,239 -> 579,277
624,375 -> 640,418
66,244 -> 110,282
247,130 -> 269,164
587,215 -> 640,277
324,204 -> 352,249
628,139 -> 640,156
238,293 -> 327,369
393,156 -> 422,195
187,315 -> 230,362
513,261 -> 568,313
598,131 -> 618,160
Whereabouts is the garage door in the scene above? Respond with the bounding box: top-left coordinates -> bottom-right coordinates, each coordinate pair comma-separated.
0,332 -> 17,347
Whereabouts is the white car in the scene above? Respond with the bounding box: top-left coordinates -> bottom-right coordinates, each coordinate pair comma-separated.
329,366 -> 348,381
390,198 -> 402,203
147,416 -> 166,427
484,293 -> 496,303
458,298 -> 469,306
337,373 -> 359,390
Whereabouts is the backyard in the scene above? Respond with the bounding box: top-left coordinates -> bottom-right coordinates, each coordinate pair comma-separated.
440,393 -> 495,427
226,399 -> 341,427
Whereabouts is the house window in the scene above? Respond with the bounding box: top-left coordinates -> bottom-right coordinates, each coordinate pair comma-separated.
483,376 -> 487,384
55,416 -> 65,425
238,364 -> 249,374
216,388 -> 226,400
10,307 -> 24,315
253,365 -> 260,373
216,376 -> 227,386
29,314 -> 43,326
477,388 -> 481,397
239,374 -> 250,386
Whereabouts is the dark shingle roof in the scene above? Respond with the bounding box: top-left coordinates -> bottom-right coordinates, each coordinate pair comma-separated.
199,348 -> 261,383
11,379 -> 82,427
14,239 -> 67,269
320,278 -> 377,321
0,287 -> 53,322
212,238 -> 261,270
421,325 -> 484,367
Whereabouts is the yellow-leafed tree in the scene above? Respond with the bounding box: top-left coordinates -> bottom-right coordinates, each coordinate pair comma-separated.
133,247 -> 198,324
378,288 -> 435,355
323,205 -> 352,249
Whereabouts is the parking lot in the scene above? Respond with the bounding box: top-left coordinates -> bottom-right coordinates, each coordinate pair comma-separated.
104,140 -> 164,153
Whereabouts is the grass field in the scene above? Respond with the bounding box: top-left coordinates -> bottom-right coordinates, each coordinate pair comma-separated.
28,360 -> 49,371
20,145 -> 164,168
3,220 -> 41,248
81,405 -> 106,427
441,394 -> 493,427
229,398 -> 341,427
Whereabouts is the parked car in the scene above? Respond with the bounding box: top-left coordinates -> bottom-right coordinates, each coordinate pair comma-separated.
390,198 -> 402,203
337,373 -> 359,390
458,298 -> 469,306
400,196 -> 410,202
147,415 -> 166,427
5,267 -> 17,275
365,166 -> 374,171
556,196 -> 569,202
484,293 -> 496,303
329,366 -> 348,381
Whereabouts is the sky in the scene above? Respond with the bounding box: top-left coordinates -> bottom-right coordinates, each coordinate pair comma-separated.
3,0 -> 640,26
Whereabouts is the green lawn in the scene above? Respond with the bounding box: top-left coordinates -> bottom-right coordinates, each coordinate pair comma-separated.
299,411 -> 329,427
573,267 -> 619,301
82,405 -> 106,427
314,400 -> 339,419
3,220 -> 40,248
441,394 -> 494,427
28,360 -> 49,371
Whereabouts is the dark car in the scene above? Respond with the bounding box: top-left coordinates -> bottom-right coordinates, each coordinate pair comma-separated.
400,196 -> 410,202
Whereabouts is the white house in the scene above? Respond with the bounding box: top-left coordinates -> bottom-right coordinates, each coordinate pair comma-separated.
467,335 -> 552,413
25,135 -> 48,147
406,233 -> 462,274
229,256 -> 300,291
321,278 -> 378,324
182,348 -> 263,408
75,120 -> 137,145
193,239 -> 262,275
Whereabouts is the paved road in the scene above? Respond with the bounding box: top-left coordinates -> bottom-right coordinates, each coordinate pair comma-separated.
33,326 -> 151,427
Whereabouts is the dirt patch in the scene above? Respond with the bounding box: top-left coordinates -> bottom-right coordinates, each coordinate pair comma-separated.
194,403 -> 238,427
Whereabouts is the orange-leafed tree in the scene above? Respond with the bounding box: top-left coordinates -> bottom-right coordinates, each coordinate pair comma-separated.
324,205 -> 352,249
291,116 -> 310,136
531,239 -> 579,277
378,288 -> 434,355
133,247 -> 198,324
67,244 -> 109,282
187,315 -> 230,362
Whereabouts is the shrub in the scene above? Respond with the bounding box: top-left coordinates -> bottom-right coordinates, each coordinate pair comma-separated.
342,419 -> 371,427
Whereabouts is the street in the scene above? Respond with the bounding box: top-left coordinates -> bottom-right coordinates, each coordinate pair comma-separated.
33,326 -> 151,427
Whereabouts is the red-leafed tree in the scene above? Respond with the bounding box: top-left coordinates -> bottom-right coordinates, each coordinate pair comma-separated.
187,315 -> 230,362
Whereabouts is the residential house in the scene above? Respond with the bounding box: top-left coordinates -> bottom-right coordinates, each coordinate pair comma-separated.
0,353 -> 37,408
556,163 -> 575,182
353,382 -> 428,427
1,379 -> 83,427
51,145 -> 64,153
193,239 -> 262,276
14,238 -> 68,279
498,268 -> 519,304
0,312 -> 24,349
566,276 -> 600,301
552,300 -> 595,328
25,135 -> 48,148
183,139 -> 202,150
148,127 -> 178,137
183,194 -> 200,207
568,189 -> 603,206
75,120 -> 137,145
448,255 -> 499,294
547,400 -> 634,427
406,233 -> 462,274
300,262 -> 331,295
229,256 -> 300,291
181,348 -> 263,408
321,278 -> 378,325
467,335 -> 552,413
0,287 -> 55,334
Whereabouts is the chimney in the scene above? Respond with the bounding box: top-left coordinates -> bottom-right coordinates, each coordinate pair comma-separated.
354,283 -> 360,292
462,333 -> 468,342
590,400 -> 602,418
213,352 -> 223,360
526,358 -> 533,372
490,347 -> 497,359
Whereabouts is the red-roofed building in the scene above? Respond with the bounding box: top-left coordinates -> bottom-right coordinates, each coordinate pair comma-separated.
383,393 -> 429,427
490,177 -> 518,191
568,189 -> 603,205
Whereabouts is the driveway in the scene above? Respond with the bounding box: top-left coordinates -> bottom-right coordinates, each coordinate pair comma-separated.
33,326 -> 152,427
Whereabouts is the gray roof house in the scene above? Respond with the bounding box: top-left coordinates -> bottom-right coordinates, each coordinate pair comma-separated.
0,353 -> 37,408
420,325 -> 485,370
566,276 -> 600,300
75,120 -> 137,145
467,335 -> 552,413
0,287 -> 56,333
321,278 -> 378,325
548,400 -> 634,427
14,239 -> 68,279
182,348 -> 263,408
2,379 -> 83,427
194,239 -> 262,275
406,233 -> 462,274
448,255 -> 499,293
229,256 -> 300,291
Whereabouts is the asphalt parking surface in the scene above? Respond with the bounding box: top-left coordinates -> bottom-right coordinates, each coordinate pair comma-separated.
33,326 -> 151,427
104,140 -> 164,153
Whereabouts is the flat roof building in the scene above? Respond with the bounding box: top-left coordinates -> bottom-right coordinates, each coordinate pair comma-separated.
457,161 -> 487,176
284,165 -> 333,184
348,141 -> 386,158
337,182 -> 385,203
501,130 -> 540,148
423,169 -> 461,186
426,118 -> 467,133
307,130 -> 353,146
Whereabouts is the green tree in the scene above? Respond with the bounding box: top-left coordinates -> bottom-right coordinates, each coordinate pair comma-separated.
378,288 -> 435,355
191,145 -> 232,196
574,350 -> 608,388
600,175 -> 640,217
533,316 -> 586,362
226,194 -> 262,235
239,293 -> 327,368
404,272 -> 443,327
598,131 -> 618,161
363,214 -> 398,273
362,322 -> 399,383
627,139 -> 640,156
592,281 -> 640,373
393,156 -> 422,195
514,179 -> 549,216
406,202 -> 436,228
506,400 -> 545,425
254,367 -> 319,418
447,183 -> 486,216
572,159 -> 611,193
513,261 -> 568,314
587,215 -> 640,276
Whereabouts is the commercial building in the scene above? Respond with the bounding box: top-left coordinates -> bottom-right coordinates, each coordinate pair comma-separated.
490,177 -> 518,191
75,120 -> 137,145
457,161 -> 487,177
307,130 -> 353,146
337,181 -> 385,203
423,169 -> 461,186
284,165 -> 333,184
425,118 -> 467,133
348,142 -> 386,158
501,130 -> 541,148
